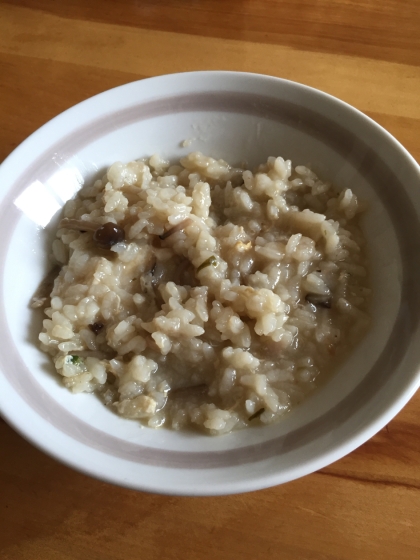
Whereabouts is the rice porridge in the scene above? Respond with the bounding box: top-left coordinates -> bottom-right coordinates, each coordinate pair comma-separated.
35,152 -> 370,434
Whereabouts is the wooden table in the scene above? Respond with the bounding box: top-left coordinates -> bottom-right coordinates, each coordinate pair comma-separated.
1,1 -> 419,559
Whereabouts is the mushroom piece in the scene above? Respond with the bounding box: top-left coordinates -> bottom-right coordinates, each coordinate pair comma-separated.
88,322 -> 104,335
59,218 -> 125,248
169,384 -> 208,396
30,265 -> 61,308
58,218 -> 99,232
305,293 -> 332,308
248,408 -> 265,421
93,223 -> 125,248
159,218 -> 193,240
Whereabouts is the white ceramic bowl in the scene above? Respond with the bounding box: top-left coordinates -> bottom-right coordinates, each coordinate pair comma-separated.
0,71 -> 419,496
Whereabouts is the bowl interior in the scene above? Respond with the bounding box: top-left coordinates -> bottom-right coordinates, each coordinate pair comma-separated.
1,72 -> 419,494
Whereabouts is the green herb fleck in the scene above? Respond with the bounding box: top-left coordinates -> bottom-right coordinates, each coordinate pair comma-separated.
70,355 -> 82,365
248,408 -> 265,421
197,255 -> 217,272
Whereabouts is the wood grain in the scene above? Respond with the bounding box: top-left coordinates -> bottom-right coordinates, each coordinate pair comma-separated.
1,4 -> 419,121
0,1 -> 419,558
4,0 -> 420,66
